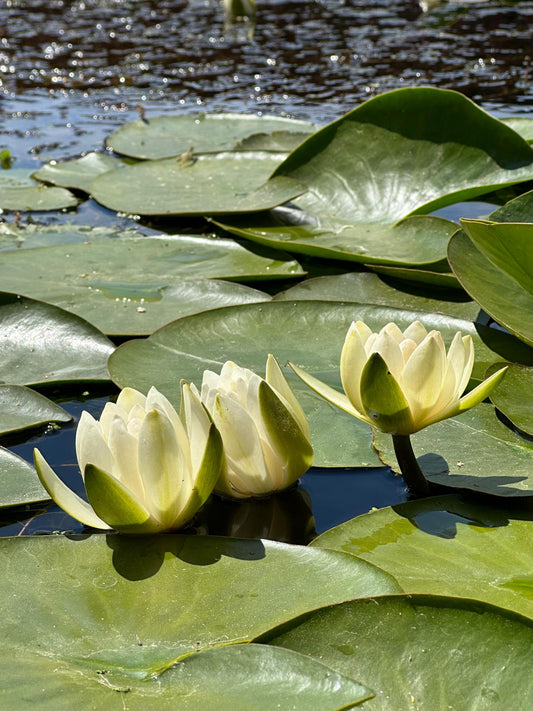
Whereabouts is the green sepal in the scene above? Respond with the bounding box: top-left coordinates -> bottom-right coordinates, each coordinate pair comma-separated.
173,422 -> 224,528
458,365 -> 508,414
360,353 -> 414,434
258,379 -> 314,485
84,464 -> 155,534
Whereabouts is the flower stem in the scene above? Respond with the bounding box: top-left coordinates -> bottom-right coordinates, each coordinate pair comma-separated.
392,434 -> 430,498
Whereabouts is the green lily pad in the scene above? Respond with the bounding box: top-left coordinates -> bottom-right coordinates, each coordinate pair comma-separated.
108,301 -> 520,467
374,402 -> 533,497
488,362 -> 533,436
215,211 -> 458,266
0,446 -> 48,506
0,384 -> 71,435
90,152 -> 304,216
0,534 -> 398,708
0,223 -> 141,251
106,113 -> 316,159
32,152 -> 125,193
0,292 -> 114,385
367,263 -> 462,290
274,272 -> 479,321
0,168 -> 79,211
0,230 -> 292,335
489,188 -> 533,223
218,88 -> 533,264
501,117 -> 533,142
312,494 -> 533,619
448,222 -> 533,346
268,594 -> 533,710
274,87 -> 533,223
235,130 -> 315,153
7,643 -> 372,710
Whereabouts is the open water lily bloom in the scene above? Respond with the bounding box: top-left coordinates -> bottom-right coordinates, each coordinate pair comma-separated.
34,384 -> 223,533
290,321 -> 507,436
198,354 -> 314,499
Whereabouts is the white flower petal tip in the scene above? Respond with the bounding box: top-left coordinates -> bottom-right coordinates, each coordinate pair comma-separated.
200,356 -> 313,499
294,320 -> 506,436
36,385 -> 224,534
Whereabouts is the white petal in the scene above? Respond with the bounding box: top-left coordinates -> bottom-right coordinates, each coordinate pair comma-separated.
381,322 -> 405,344
340,324 -> 368,413
181,382 -> 210,476
106,414 -> 144,499
400,332 -> 445,419
370,328 -> 404,379
137,409 -> 186,527
402,321 -> 428,344
212,393 -> 270,494
116,386 -> 147,414
75,410 -> 115,481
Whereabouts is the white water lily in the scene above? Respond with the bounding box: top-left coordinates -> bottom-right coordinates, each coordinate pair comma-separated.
34,384 -> 223,533
290,321 -> 507,436
198,354 -> 313,498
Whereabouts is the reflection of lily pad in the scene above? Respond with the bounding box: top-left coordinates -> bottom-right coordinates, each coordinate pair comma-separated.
106,113 -> 316,159
32,152 -> 124,193
90,152 -> 304,216
0,384 -> 71,435
374,403 -> 533,497
0,231 -> 295,335
0,534 -> 398,708
108,301 -> 519,467
269,594 -> 533,710
313,493 -> 533,619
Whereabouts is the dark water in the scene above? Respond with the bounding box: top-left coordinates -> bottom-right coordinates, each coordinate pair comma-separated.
0,0 -> 532,539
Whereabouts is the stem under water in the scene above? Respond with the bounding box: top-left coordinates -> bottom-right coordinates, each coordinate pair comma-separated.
392,434 -> 430,498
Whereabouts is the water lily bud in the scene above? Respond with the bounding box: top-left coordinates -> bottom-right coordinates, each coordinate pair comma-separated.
34,384 -> 223,533
290,320 -> 507,435
198,354 -> 313,499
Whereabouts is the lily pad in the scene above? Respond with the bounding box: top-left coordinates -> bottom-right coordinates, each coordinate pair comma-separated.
106,113 -> 316,159
32,152 -> 125,193
0,534 -> 398,708
218,88 -> 533,264
90,152 -> 304,216
448,221 -> 533,346
273,87 -> 533,223
313,494 -> 533,620
0,384 -> 71,435
108,301 -> 520,467
268,594 -> 533,710
215,211 -> 458,266
274,272 -> 479,321
374,402 -> 533,497
488,362 -> 533,436
0,292 -> 114,385
367,263 -> 462,290
0,231 -> 292,335
489,188 -> 533,223
0,168 -> 79,211
0,446 -> 48,506
501,117 -> 533,142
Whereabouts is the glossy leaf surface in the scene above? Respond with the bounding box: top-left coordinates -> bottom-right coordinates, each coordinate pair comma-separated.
0,446 -> 48,506
0,384 -> 71,434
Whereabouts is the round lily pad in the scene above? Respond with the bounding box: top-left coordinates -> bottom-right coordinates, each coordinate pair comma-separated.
0,384 -> 71,435
32,152 -> 125,193
0,446 -> 48,507
90,152 -> 304,216
106,113 -> 316,159
0,168 -> 79,211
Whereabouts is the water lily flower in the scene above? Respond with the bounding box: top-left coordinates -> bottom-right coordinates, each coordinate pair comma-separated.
34,384 -> 223,533
198,354 -> 313,499
290,321 -> 507,436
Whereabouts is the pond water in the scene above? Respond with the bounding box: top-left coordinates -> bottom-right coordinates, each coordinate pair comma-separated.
1,0 -> 532,539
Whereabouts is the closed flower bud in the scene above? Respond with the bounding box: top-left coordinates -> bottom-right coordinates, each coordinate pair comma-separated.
198,354 -> 313,498
34,384 -> 223,533
290,320 -> 507,436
